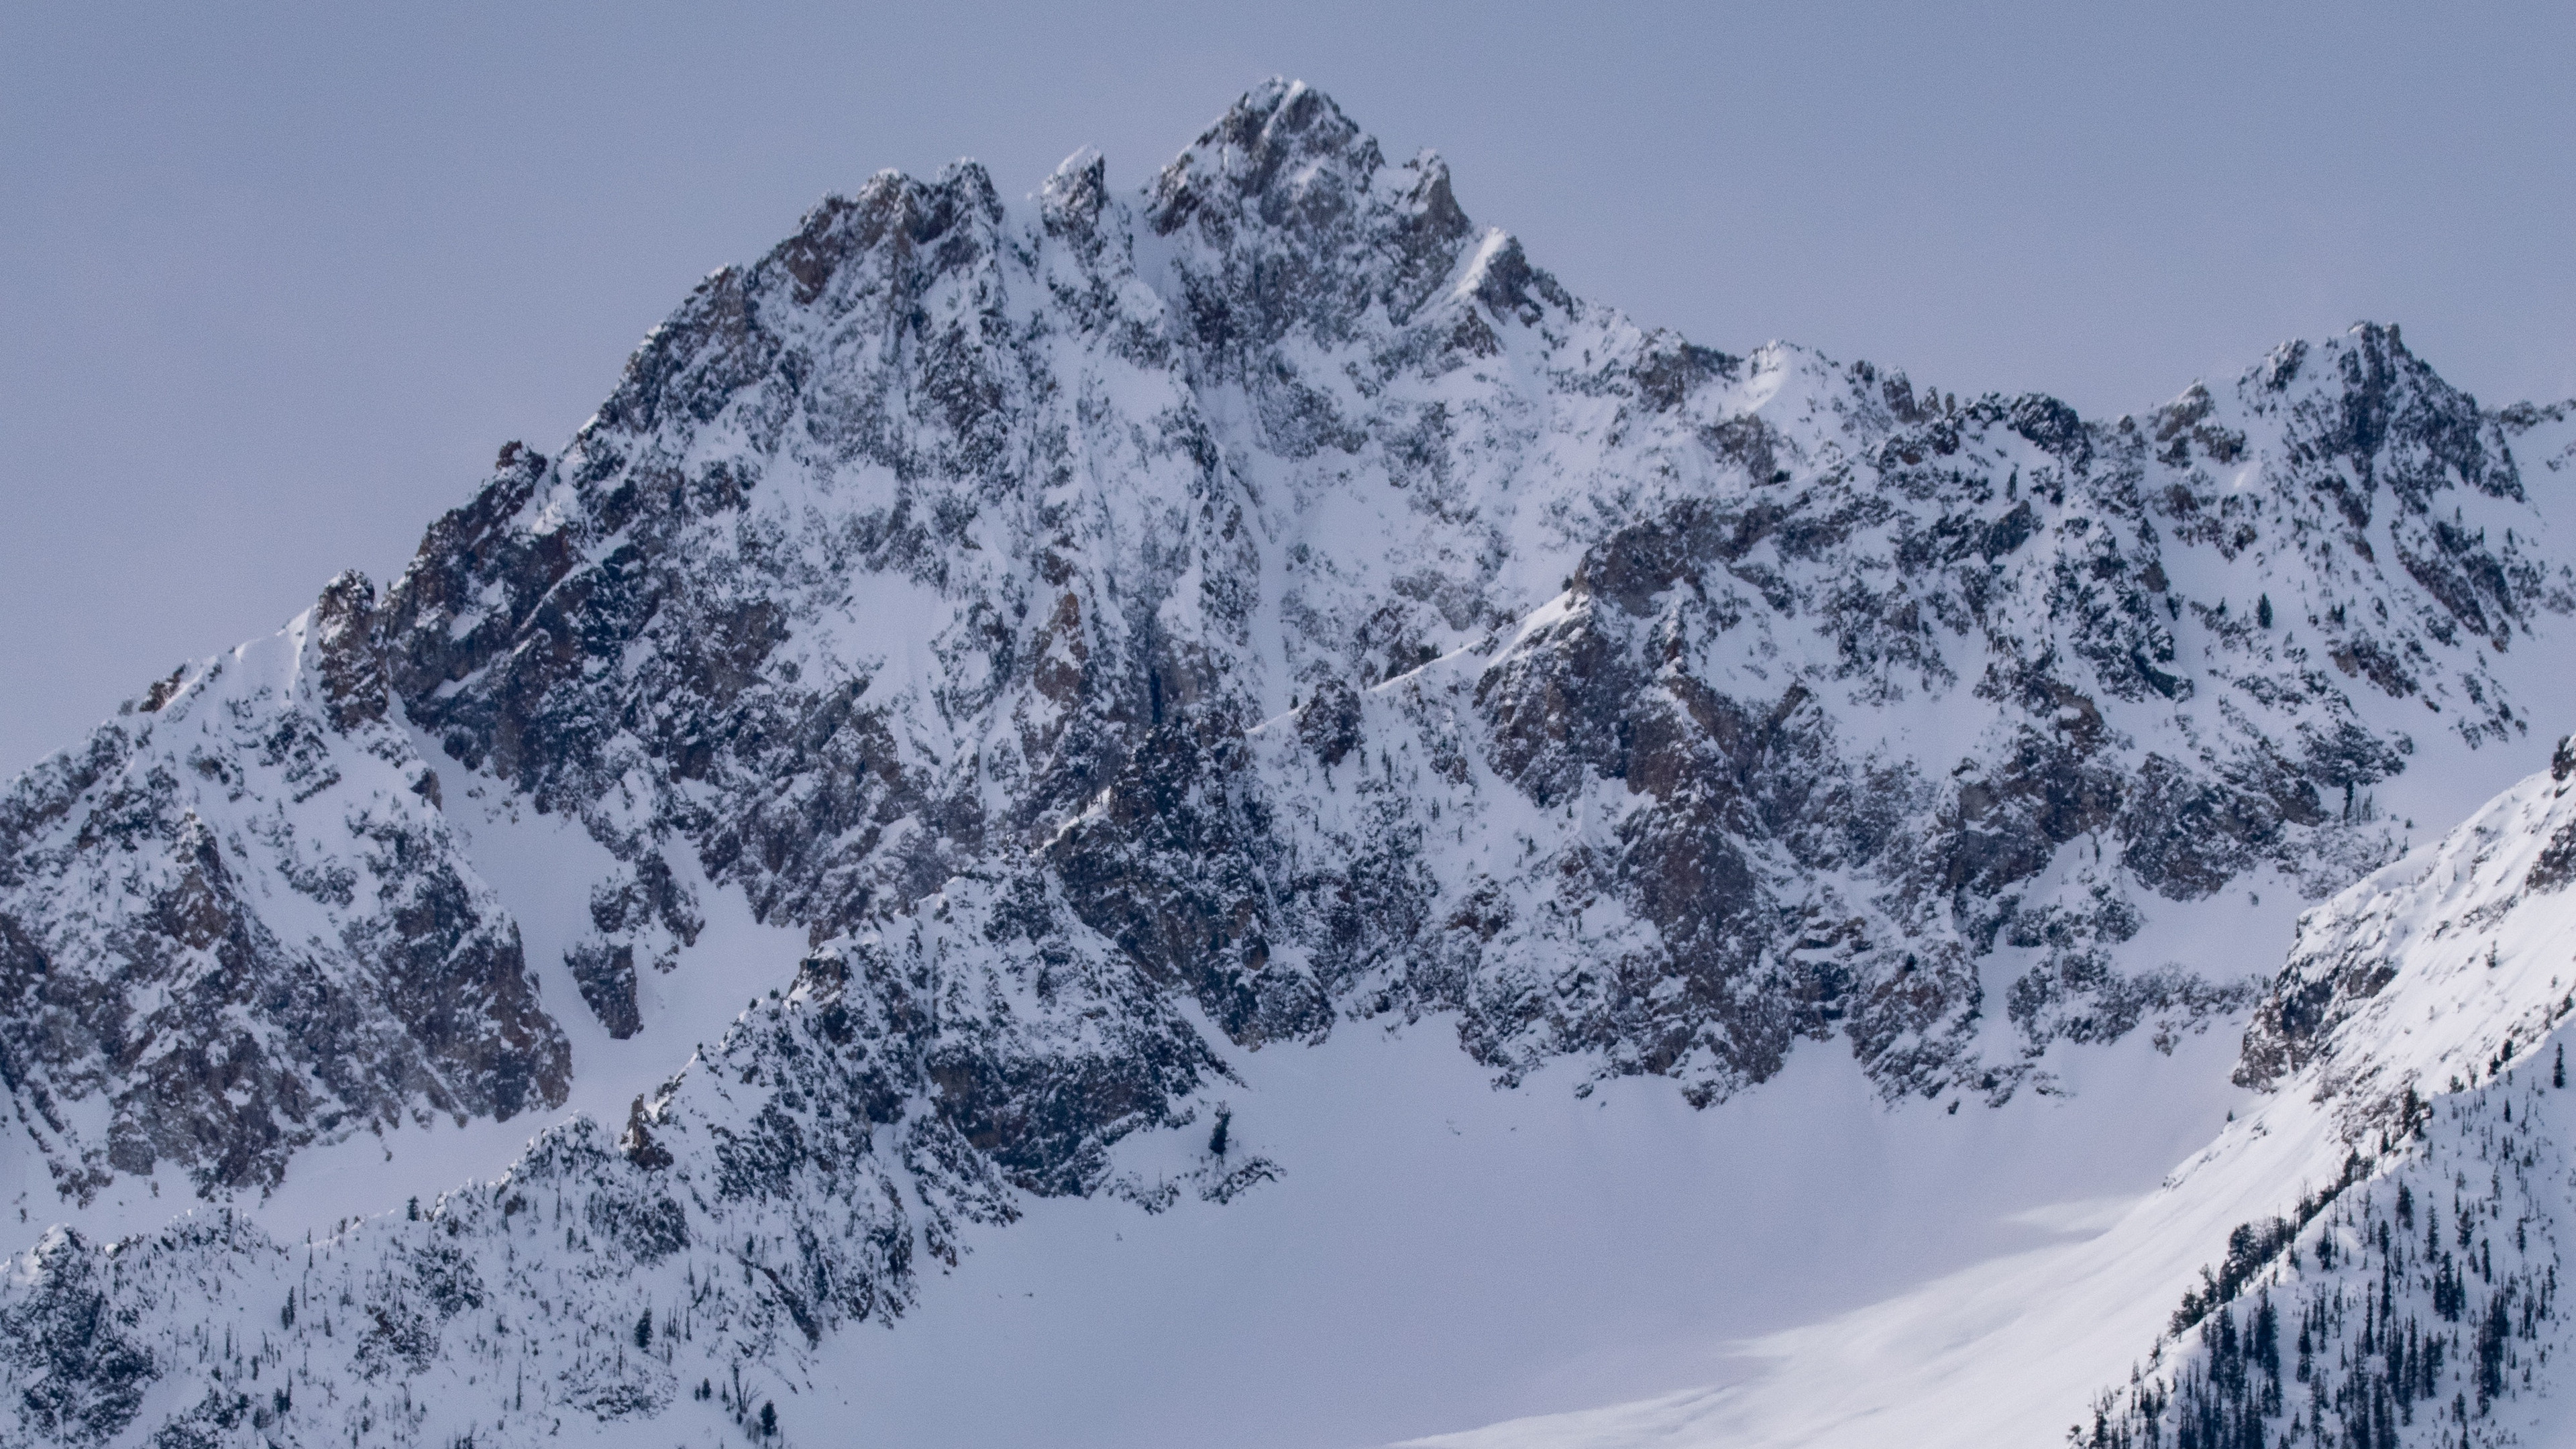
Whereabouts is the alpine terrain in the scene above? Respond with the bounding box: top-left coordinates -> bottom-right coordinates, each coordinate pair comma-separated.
5,80 -> 2576,1448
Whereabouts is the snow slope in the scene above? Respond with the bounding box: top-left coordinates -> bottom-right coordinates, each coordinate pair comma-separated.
0,968 -> 2259,1449
1412,741 -> 2576,1448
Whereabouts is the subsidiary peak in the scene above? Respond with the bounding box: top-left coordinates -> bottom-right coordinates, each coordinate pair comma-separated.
1146,77 -> 1444,241
1158,77 -> 1375,205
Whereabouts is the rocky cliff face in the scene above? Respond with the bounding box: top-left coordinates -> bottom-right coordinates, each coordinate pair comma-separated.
3,77 -> 2576,1448
0,573 -> 567,1203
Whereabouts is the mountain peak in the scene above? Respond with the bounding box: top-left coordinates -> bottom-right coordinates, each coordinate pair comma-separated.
1042,145 -> 1109,234
1148,78 -> 1386,233
1205,76 -> 1363,165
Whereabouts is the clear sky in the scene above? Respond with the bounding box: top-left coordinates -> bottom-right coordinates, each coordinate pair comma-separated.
4,1 -> 2571,776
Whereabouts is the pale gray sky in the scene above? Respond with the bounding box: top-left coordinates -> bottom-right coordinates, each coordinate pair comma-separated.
5,1 -> 2571,775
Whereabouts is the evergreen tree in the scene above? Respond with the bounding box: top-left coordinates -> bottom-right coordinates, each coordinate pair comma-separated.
2478,1291 -> 2511,1405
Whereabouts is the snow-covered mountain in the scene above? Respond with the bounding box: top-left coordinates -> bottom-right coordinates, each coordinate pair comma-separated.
5,78 -> 2576,1448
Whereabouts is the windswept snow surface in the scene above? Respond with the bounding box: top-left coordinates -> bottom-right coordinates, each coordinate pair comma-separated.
784,1018 -> 2250,1449
0,1009 -> 2257,1449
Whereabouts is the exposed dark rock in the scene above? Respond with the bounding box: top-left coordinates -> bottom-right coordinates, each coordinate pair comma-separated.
0,1230 -> 154,1448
